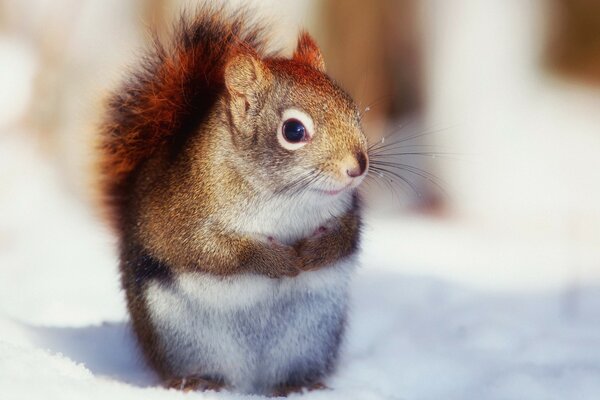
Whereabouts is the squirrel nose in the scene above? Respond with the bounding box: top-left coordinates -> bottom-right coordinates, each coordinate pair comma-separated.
346,151 -> 368,178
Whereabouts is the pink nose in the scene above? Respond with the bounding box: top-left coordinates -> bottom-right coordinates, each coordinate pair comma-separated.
346,151 -> 368,178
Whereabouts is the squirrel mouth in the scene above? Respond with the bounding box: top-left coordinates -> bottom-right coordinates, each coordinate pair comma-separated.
323,187 -> 348,196
313,173 -> 367,196
316,183 -> 352,196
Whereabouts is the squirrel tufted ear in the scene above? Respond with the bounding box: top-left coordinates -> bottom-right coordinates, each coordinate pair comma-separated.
224,50 -> 271,98
293,31 -> 326,72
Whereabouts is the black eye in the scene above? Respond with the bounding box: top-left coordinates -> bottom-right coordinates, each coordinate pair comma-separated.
282,119 -> 306,143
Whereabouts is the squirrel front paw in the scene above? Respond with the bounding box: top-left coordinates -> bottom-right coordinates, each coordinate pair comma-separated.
309,218 -> 339,238
295,240 -> 322,272
310,225 -> 328,238
270,249 -> 302,278
295,224 -> 342,272
256,234 -> 302,278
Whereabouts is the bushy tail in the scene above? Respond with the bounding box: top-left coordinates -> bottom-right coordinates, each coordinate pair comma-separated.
97,7 -> 269,227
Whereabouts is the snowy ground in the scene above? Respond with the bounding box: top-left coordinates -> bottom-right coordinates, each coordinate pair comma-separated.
2,132 -> 600,400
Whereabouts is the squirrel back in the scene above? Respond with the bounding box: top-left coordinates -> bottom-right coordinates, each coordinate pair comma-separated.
98,7 -> 270,228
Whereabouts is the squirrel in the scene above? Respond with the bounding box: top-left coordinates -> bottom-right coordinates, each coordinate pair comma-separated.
97,5 -> 369,396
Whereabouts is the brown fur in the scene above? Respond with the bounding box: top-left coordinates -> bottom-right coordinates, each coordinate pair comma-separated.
293,31 -> 326,73
97,6 -> 367,393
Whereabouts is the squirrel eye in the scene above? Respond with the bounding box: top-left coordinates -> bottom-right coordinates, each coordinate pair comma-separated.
282,119 -> 306,143
277,108 -> 313,151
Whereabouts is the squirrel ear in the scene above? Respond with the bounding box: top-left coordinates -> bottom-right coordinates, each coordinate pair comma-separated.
293,31 -> 326,72
224,50 -> 271,98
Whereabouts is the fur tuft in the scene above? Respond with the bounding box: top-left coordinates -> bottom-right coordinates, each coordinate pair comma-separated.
293,31 -> 326,72
98,7 -> 270,228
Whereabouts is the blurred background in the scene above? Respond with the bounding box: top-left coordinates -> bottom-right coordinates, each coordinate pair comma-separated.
1,0 -> 599,323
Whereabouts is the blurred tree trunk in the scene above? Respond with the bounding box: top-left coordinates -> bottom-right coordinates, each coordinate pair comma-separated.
545,0 -> 600,85
317,0 -> 423,131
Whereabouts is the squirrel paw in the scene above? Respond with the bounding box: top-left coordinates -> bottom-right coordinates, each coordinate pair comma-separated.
310,218 -> 339,238
311,225 -> 329,237
255,234 -> 280,246
266,259 -> 302,279
257,234 -> 302,278
270,382 -> 328,397
165,375 -> 224,392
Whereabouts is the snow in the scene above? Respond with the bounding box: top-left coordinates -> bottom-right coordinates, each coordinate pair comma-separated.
2,1 -> 600,398
2,132 -> 600,400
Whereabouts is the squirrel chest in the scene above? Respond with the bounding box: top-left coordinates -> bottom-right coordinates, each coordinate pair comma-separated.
144,258 -> 354,394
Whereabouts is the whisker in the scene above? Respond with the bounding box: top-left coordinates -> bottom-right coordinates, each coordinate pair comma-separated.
367,120 -> 418,151
370,160 -> 448,196
370,151 -> 465,160
371,161 -> 445,185
365,169 -> 406,201
371,160 -> 443,182
358,95 -> 393,124
369,165 -> 422,197
368,127 -> 449,153
298,170 -> 324,196
275,170 -> 318,196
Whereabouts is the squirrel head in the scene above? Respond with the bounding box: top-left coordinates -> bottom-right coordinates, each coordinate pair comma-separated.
222,32 -> 368,201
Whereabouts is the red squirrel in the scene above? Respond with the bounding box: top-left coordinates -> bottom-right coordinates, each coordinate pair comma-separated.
97,5 -> 368,396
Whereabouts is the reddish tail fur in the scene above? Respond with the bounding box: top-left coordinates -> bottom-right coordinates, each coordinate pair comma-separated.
97,8 -> 269,228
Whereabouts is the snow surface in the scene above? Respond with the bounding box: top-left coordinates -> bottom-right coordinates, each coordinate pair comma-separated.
2,131 -> 600,400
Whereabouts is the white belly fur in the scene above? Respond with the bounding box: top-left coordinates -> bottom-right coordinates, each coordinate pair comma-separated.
144,258 -> 355,394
